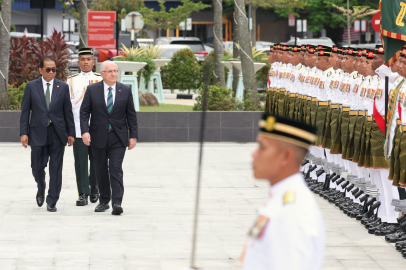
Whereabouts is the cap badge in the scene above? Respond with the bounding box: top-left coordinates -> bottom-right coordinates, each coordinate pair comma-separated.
265,116 -> 276,131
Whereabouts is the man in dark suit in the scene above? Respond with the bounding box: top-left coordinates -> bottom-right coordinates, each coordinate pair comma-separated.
80,61 -> 138,215
20,57 -> 75,212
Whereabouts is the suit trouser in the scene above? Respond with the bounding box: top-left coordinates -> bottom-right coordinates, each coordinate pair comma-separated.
73,138 -> 97,195
31,124 -> 65,206
91,131 -> 126,205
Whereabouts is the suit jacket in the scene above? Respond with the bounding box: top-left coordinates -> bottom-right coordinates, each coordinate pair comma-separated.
20,78 -> 75,146
80,81 -> 138,148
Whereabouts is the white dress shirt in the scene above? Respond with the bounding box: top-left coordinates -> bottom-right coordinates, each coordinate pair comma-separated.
41,77 -> 54,103
103,82 -> 116,105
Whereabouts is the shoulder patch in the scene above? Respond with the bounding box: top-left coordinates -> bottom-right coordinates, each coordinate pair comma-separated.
327,71 -> 332,77
94,73 -> 101,76
353,73 -> 358,79
283,191 -> 295,205
67,73 -> 79,79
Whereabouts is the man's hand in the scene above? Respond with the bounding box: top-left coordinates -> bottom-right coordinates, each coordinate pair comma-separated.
82,132 -> 91,146
21,135 -> 28,149
68,136 -> 75,146
128,138 -> 137,150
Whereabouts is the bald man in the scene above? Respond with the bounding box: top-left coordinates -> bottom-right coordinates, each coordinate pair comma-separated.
241,114 -> 325,270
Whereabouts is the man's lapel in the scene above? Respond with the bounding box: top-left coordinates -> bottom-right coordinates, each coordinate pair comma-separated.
36,78 -> 47,110
49,79 -> 61,111
98,81 -> 109,114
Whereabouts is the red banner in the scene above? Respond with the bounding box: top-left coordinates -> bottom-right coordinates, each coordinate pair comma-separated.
88,11 -> 116,49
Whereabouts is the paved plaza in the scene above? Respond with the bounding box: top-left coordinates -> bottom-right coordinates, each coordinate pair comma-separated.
1,142 -> 406,270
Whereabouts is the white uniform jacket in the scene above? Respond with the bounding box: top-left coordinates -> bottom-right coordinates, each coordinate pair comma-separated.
242,173 -> 325,270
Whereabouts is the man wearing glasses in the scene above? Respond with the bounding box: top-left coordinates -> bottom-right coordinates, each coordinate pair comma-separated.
20,57 -> 75,212
80,61 -> 138,215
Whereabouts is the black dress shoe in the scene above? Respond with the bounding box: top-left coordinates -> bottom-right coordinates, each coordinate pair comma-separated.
375,224 -> 399,236
385,230 -> 406,243
76,194 -> 88,206
368,222 -> 387,234
396,240 -> 406,251
112,204 -> 123,215
95,203 -> 110,212
47,204 -> 57,212
90,186 -> 99,203
36,191 -> 45,207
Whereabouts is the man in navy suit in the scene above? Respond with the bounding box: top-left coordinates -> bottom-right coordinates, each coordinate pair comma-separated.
80,61 -> 138,215
20,57 -> 75,212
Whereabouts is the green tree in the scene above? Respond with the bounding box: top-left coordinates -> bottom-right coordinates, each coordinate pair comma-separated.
139,0 -> 209,44
161,48 -> 203,94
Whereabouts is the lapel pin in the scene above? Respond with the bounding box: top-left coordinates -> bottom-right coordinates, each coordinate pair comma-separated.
119,90 -> 121,92
57,85 -> 59,88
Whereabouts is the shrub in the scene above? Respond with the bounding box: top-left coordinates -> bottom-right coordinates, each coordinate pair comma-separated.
0,83 -> 27,110
193,84 -> 243,111
161,48 -> 203,94
9,29 -> 71,87
113,44 -> 156,88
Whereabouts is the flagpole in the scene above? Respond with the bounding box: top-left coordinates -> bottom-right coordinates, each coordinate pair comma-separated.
188,53 -> 210,270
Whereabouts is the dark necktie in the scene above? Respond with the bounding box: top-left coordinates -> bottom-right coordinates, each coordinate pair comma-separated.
46,83 -> 50,126
107,87 -> 113,131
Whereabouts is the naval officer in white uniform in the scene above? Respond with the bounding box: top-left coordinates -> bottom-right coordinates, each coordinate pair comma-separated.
66,48 -> 102,206
242,114 -> 326,270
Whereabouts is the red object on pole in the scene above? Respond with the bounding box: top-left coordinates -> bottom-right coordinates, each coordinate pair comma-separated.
372,12 -> 381,33
88,11 -> 116,49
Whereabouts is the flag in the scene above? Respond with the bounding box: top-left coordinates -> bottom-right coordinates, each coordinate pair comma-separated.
381,0 -> 406,65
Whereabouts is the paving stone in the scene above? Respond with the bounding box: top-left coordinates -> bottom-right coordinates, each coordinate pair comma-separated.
1,142 -> 406,269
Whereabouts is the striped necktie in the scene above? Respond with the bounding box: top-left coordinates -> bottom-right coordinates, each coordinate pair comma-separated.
45,83 -> 50,126
107,87 -> 113,131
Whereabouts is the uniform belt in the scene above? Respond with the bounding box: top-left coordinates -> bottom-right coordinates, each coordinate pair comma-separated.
307,97 -> 312,101
311,97 -> 318,102
342,107 -> 351,112
303,95 -> 307,99
318,101 -> 328,106
367,116 -> 372,121
331,104 -> 339,109
295,93 -> 299,97
397,119 -> 402,125
339,104 -> 343,109
267,88 -> 272,92
358,110 -> 365,116
402,126 -> 406,132
280,88 -> 286,92
290,93 -> 296,97
349,110 -> 358,116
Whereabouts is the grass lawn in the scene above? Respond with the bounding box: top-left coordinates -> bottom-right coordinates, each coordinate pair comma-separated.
139,104 -> 194,112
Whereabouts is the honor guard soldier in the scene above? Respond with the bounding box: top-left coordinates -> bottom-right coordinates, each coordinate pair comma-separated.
67,48 -> 101,206
242,114 -> 325,270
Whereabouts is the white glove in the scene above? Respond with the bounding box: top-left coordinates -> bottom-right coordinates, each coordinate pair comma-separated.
375,65 -> 392,78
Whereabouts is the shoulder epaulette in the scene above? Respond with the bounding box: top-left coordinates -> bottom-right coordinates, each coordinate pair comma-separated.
327,71 -> 332,77
298,64 -> 302,70
67,73 -> 79,79
283,191 -> 295,205
353,73 -> 358,79
94,73 -> 101,76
